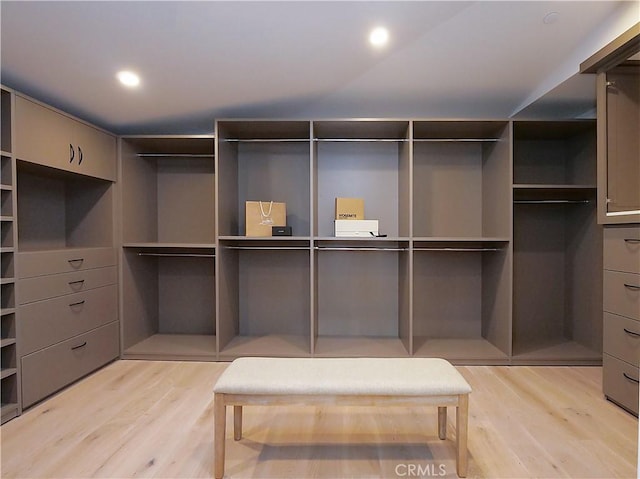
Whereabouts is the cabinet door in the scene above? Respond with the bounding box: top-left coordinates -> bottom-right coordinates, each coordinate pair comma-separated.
14,96 -> 73,170
72,121 -> 116,181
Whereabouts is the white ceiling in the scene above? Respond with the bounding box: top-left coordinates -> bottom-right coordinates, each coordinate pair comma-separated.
0,1 -> 636,135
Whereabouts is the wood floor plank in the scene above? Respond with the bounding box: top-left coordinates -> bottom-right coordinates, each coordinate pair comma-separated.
0,360 -> 637,478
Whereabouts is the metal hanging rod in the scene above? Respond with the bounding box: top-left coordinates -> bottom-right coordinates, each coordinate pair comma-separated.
136,153 -> 214,158
514,199 -> 591,204
315,247 -> 408,252
414,247 -> 501,252
222,139 -> 309,143
223,246 -> 309,251
137,252 -> 215,258
413,138 -> 499,143
313,138 -> 408,143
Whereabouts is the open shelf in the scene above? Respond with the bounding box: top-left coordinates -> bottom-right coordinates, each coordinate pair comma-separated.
123,334 -> 216,361
413,338 -> 509,364
217,243 -> 311,359
413,121 -> 510,239
219,334 -> 309,359
314,336 -> 409,357
512,120 -> 602,363
313,120 -> 410,238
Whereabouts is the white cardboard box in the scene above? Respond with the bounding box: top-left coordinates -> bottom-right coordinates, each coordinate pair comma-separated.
335,220 -> 379,237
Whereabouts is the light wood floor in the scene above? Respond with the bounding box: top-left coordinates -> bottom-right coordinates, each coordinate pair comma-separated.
1,360 -> 637,478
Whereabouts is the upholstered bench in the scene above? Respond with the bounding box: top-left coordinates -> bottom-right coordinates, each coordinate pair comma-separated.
213,357 -> 472,478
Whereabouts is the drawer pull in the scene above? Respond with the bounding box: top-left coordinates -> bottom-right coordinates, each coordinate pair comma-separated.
624,328 -> 640,337
623,372 -> 640,384
69,300 -> 86,307
68,258 -> 84,267
68,280 -> 85,286
623,238 -> 640,244
71,341 -> 87,351
78,146 -> 84,165
69,144 -> 75,163
624,283 -> 640,291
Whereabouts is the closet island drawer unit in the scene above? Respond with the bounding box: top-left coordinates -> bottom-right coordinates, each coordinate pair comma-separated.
21,321 -> 119,408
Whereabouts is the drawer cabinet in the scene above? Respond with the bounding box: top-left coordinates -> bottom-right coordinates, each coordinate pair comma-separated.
604,226 -> 640,274
603,354 -> 639,415
17,247 -> 115,279
21,321 -> 119,408
603,224 -> 640,416
20,284 -> 117,355
14,95 -> 116,181
603,270 -> 640,320
603,312 -> 640,366
18,266 -> 116,304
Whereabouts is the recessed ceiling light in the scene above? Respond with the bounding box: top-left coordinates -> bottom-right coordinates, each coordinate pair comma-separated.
369,27 -> 389,47
117,70 -> 140,88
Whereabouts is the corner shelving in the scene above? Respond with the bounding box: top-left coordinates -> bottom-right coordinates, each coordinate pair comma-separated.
512,120 -> 602,364
120,136 -> 216,360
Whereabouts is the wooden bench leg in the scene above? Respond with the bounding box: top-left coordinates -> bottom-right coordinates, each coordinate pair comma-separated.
234,405 -> 243,441
214,393 -> 226,479
438,407 -> 447,440
456,394 -> 469,478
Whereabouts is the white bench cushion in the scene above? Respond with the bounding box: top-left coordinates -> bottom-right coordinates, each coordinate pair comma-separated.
214,357 -> 471,396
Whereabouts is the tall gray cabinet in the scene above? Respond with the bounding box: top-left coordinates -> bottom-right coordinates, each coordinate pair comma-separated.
2,88 -> 119,414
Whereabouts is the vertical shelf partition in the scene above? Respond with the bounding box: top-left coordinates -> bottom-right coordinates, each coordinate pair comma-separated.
512,121 -> 602,364
1,86 -> 20,423
312,120 -> 411,357
411,121 -> 512,363
120,136 -> 216,360
216,121 -> 312,358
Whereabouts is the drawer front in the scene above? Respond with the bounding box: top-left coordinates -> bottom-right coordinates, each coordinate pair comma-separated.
21,321 -> 119,408
603,270 -> 640,320
603,312 -> 640,366
20,284 -> 117,355
18,266 -> 116,304
603,354 -> 639,416
17,247 -> 115,278
604,226 -> 640,274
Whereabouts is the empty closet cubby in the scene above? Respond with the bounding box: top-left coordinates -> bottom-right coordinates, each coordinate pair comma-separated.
413,121 -> 511,239
412,240 -> 511,363
17,162 -> 113,252
216,121 -> 311,238
120,136 -> 216,360
217,239 -> 311,359
313,239 -> 410,357
512,121 -> 602,363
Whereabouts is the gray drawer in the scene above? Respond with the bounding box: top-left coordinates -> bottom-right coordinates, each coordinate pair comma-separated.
603,353 -> 639,416
21,321 -> 119,408
604,226 -> 640,274
18,266 -> 116,304
20,284 -> 117,355
17,247 -> 115,279
603,270 -> 640,320
603,312 -> 640,366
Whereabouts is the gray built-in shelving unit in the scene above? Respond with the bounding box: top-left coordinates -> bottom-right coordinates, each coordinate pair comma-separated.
1,87 -> 20,423
119,119 -> 602,365
120,136 -> 216,360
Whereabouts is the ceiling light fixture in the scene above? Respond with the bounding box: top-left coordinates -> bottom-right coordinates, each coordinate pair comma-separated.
369,27 -> 389,47
117,70 -> 141,88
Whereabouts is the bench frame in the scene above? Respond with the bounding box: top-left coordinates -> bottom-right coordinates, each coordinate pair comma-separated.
214,391 -> 469,478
